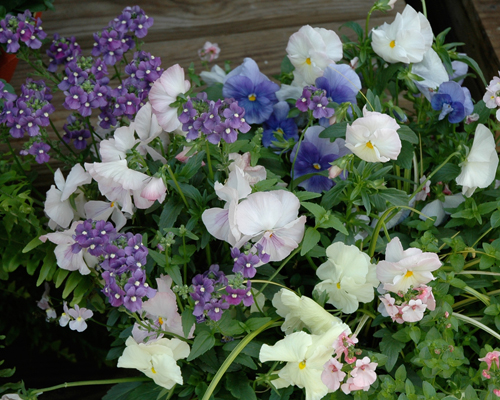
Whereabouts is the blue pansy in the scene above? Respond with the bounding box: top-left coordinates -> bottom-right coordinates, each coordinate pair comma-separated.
262,101 -> 299,147
315,63 -> 361,107
223,58 -> 280,124
291,126 -> 350,193
431,81 -> 473,124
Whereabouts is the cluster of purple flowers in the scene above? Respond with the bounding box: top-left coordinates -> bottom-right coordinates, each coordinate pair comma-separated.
179,93 -> 251,144
296,86 -> 335,120
58,55 -> 110,118
71,219 -> 156,313
92,6 -> 153,66
63,114 -> 91,150
26,141 -> 51,164
46,33 -> 82,72
0,79 -> 55,139
0,10 -> 46,53
98,51 -> 163,127
189,246 -> 270,323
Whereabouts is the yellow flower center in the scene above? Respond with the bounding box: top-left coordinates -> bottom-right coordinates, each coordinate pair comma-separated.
248,93 -> 257,101
110,201 -> 115,208
389,40 -> 396,48
313,163 -> 321,170
305,57 -> 311,65
151,367 -> 157,374
337,282 -> 341,289
366,141 -> 374,149
404,270 -> 414,278
299,361 -> 307,370
158,317 -> 164,325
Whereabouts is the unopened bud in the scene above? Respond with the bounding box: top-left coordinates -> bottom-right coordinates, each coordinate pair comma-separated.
328,165 -> 343,179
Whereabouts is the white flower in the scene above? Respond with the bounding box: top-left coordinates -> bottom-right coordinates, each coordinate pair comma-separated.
371,5 -> 433,64
419,193 -> 465,226
117,336 -> 190,390
228,152 -> 266,185
149,64 -> 191,132
412,48 -> 449,101
235,190 -> 306,261
345,107 -> 401,163
259,326 -> 346,400
200,64 -> 226,86
456,124 -> 499,197
401,299 -> 427,322
68,304 -> 93,332
286,25 -> 343,85
272,289 -> 349,335
39,221 -> 98,275
44,164 -> 91,229
376,237 -> 441,293
313,242 -> 378,314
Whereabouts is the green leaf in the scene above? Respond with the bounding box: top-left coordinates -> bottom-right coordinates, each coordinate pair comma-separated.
187,330 -> 216,361
159,198 -> 184,231
181,308 -> 196,338
102,381 -> 143,400
294,191 -> 321,202
148,249 -> 166,268
340,21 -> 364,39
245,317 -> 272,331
422,381 -> 436,398
225,373 -> 257,400
378,188 -> 409,207
432,163 -> 460,183
449,254 -> 465,272
54,268 -> 70,288
300,227 -> 320,256
318,213 -> 348,234
318,122 -> 348,140
280,55 -> 294,74
22,236 -> 42,253
300,202 -> 326,220
203,83 -> 223,101
36,251 -> 56,286
409,326 -> 421,344
491,210 -> 500,228
380,334 -> 406,371
454,53 -> 487,86
393,140 -> 413,170
128,382 -> 162,400
62,271 -> 83,299
395,364 -> 406,381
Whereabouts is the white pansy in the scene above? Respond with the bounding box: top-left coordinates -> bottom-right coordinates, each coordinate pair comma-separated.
371,5 -> 433,64
259,326 -> 345,400
456,124 -> 499,197
412,48 -> 449,101
314,242 -> 378,314
117,336 -> 190,390
272,289 -> 349,335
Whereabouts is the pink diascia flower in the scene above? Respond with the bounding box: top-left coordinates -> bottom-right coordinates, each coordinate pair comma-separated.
345,107 -> 401,163
479,351 -> 500,372
321,358 -> 346,391
494,388 -> 500,397
376,237 -> 441,293
333,330 -> 359,363
198,41 -> 220,62
349,357 -> 377,389
149,64 -> 191,132
401,299 -> 427,322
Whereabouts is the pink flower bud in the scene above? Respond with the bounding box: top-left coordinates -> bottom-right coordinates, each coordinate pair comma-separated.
328,165 -> 343,179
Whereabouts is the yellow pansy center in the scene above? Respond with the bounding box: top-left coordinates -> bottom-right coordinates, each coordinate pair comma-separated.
337,282 -> 341,289
151,367 -> 157,374
305,57 -> 311,65
299,361 -> 307,370
248,93 -> 257,101
366,141 -> 374,149
389,40 -> 396,48
313,163 -> 321,170
158,317 -> 164,325
404,270 -> 414,278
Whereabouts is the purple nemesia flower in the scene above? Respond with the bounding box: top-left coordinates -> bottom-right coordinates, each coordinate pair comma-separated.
67,304 -> 93,332
205,298 -> 229,321
233,252 -> 260,278
291,126 -> 350,193
224,285 -> 247,306
28,142 -> 50,164
192,275 -> 215,301
242,281 -> 254,307
46,34 -> 82,72
191,292 -> 206,317
431,81 -> 474,124
223,58 -> 279,124
262,101 -> 299,147
204,264 -> 228,286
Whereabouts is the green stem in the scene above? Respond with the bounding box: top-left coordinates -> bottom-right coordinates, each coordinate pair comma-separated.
354,314 -> 371,337
166,164 -> 189,208
114,65 -> 123,84
29,377 -> 149,395
182,235 -> 187,285
453,312 -> 500,341
205,141 -> 214,180
50,118 -> 77,157
471,227 -> 493,249
166,384 -> 176,399
290,114 -> 312,191
202,319 -> 282,400
463,286 -> 490,306
421,0 -> 428,18
255,246 -> 301,297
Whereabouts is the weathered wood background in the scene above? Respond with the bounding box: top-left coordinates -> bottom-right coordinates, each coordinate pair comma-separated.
5,0 -> 500,191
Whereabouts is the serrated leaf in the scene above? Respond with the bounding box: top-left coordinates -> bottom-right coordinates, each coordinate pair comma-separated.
187,330 -> 216,361
300,227 -> 320,256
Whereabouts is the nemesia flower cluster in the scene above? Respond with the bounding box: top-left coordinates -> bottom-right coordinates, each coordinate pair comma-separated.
2,1 -> 500,399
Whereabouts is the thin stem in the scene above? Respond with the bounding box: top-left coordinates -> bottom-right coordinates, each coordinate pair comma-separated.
166,164 -> 189,208
205,141 -> 214,180
453,312 -> 500,341
29,377 -> 149,394
471,227 -> 493,249
114,65 -> 123,84
182,235 -> 187,285
255,246 -> 301,297
50,118 -> 77,157
421,0 -> 428,18
354,314 -> 371,337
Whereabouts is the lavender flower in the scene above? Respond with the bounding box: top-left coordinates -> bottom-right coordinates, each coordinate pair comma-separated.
46,34 -> 82,72
296,85 -> 334,120
28,141 -> 50,164
0,11 -> 46,54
